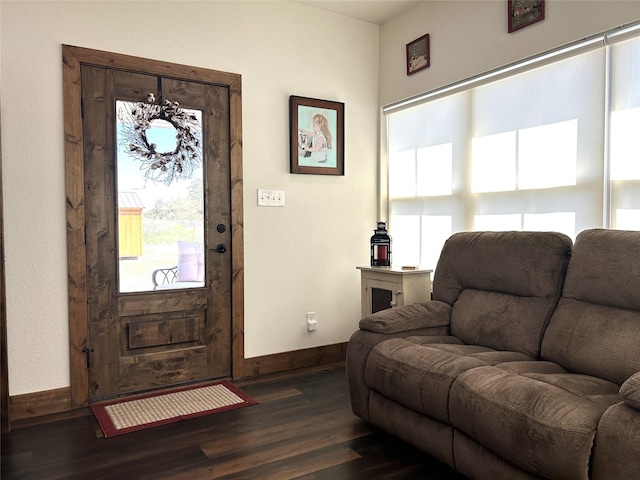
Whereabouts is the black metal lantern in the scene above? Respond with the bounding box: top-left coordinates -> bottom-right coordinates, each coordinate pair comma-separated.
370,221 -> 392,266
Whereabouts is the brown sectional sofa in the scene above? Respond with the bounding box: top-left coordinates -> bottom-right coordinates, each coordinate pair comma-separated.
346,229 -> 640,479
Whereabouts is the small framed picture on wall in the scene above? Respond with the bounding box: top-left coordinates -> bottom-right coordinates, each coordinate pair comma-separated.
508,0 -> 545,33
406,34 -> 430,76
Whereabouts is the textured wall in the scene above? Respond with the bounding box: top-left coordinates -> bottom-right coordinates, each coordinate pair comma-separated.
7,0 -> 637,398
379,1 -> 640,106
1,0 -> 379,395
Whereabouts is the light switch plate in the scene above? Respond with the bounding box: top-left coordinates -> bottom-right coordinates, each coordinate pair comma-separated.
257,189 -> 285,207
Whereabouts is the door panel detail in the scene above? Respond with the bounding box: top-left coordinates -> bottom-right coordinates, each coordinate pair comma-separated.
126,314 -> 203,349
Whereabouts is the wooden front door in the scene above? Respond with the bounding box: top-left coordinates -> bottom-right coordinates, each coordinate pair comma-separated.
63,46 -> 245,406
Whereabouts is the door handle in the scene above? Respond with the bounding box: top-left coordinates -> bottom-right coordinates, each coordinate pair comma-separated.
216,244 -> 227,253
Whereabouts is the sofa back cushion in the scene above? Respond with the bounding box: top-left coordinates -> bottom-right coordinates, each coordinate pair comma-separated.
542,229 -> 640,384
433,231 -> 572,357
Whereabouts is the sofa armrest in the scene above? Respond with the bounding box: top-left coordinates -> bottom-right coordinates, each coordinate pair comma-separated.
592,401 -> 640,479
359,301 -> 452,334
348,301 -> 452,422
620,371 -> 640,411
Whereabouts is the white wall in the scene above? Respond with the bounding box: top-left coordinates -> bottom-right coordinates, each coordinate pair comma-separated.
6,0 -> 639,399
380,0 -> 640,106
0,1 -> 379,396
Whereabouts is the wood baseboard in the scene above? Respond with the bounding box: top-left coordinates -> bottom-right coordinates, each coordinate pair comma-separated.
9,342 -> 348,421
242,342 -> 347,378
10,387 -> 72,421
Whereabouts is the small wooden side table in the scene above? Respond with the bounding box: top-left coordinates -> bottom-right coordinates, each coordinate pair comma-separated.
357,266 -> 432,318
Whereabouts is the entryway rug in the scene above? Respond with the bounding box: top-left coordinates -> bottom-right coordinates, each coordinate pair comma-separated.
91,381 -> 258,437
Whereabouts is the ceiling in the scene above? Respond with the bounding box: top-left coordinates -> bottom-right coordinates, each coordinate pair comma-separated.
294,0 -> 421,25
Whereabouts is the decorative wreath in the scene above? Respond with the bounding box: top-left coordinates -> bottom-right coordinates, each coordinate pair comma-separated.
119,93 -> 201,186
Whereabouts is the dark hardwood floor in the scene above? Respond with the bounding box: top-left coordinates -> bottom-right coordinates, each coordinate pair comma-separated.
1,365 -> 467,479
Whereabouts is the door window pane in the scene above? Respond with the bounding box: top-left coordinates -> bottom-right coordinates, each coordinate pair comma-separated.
116,100 -> 204,293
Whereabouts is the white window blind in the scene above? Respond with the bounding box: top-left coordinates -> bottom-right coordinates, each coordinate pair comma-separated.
386,23 -> 640,270
610,33 -> 640,229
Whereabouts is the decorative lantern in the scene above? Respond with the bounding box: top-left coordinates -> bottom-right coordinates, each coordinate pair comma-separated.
370,221 -> 392,266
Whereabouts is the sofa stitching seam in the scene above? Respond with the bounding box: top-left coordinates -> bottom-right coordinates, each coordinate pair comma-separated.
454,375 -> 595,434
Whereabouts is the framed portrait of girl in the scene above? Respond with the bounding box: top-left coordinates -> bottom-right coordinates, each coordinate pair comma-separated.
290,95 -> 344,175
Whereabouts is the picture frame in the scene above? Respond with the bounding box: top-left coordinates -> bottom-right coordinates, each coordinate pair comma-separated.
508,0 -> 545,33
290,96 -> 344,176
406,34 -> 430,76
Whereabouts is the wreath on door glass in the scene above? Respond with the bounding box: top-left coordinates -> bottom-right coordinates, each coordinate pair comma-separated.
119,93 -> 201,186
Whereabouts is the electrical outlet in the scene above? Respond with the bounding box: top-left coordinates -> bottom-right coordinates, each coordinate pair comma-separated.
306,311 -> 317,332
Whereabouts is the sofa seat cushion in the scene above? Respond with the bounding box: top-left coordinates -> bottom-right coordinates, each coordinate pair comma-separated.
364,337 -> 534,424
450,365 -> 620,480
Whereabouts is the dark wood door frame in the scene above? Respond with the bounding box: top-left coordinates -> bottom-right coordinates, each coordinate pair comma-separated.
1,122 -> 9,432
62,45 -> 245,409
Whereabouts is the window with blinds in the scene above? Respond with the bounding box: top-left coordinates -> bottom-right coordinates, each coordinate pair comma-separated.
385,24 -> 640,270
